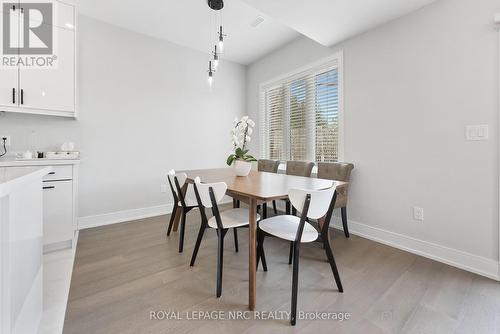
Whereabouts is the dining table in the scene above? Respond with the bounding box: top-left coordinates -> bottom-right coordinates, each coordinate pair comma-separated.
172,167 -> 347,310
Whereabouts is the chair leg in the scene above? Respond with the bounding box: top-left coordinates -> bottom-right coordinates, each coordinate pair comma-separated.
322,232 -> 344,293
272,200 -> 278,215
262,203 -> 267,219
256,230 -> 267,272
286,200 -> 291,215
216,229 -> 227,298
190,221 -> 206,266
166,205 -> 177,236
233,228 -> 239,253
290,242 -> 300,326
341,207 -> 350,238
292,207 -> 297,216
178,210 -> 186,253
288,241 -> 294,265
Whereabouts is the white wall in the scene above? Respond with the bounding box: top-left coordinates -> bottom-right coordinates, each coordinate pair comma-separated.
247,0 -> 500,276
0,15 -> 246,220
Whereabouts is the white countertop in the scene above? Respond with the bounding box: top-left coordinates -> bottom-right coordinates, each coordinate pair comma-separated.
0,156 -> 80,167
0,166 -> 52,197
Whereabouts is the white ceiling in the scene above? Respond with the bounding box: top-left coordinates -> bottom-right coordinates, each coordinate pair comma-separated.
76,0 -> 439,65
241,0 -> 439,47
75,0 -> 300,65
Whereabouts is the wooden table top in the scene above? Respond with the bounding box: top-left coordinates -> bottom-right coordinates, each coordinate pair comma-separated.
182,168 -> 347,201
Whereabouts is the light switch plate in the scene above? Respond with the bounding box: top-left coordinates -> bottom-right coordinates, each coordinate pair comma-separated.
466,125 -> 488,141
413,207 -> 424,221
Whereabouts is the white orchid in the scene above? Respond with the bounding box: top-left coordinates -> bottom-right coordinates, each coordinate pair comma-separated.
227,116 -> 257,166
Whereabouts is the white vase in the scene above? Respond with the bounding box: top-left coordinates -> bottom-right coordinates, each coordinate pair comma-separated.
233,160 -> 252,177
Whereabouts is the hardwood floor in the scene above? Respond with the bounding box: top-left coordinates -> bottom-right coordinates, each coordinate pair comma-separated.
64,207 -> 500,333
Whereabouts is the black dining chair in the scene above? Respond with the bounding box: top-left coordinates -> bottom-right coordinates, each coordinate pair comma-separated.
191,177 -> 259,297
283,161 -> 314,263
256,186 -> 343,326
166,169 -> 200,253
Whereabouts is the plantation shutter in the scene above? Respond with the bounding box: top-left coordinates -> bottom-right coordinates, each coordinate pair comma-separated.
260,57 -> 340,162
315,68 -> 339,162
261,86 -> 285,161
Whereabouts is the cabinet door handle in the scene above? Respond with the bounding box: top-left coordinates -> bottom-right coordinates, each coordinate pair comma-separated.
21,89 -> 24,105
43,186 -> 55,190
12,88 -> 15,104
12,4 -> 15,11
48,172 -> 56,175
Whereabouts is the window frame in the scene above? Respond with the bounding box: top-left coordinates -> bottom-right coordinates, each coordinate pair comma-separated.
259,51 -> 344,163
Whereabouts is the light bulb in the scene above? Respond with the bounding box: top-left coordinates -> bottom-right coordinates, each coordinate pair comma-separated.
208,73 -> 213,87
213,59 -> 219,69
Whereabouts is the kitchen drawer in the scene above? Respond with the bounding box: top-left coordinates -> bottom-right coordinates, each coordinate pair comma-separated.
44,165 -> 73,181
43,180 -> 73,245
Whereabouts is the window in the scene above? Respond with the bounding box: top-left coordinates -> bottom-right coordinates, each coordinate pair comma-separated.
260,54 -> 343,162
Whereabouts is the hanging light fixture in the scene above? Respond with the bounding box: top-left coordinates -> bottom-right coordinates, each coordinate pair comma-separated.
212,45 -> 219,69
207,0 -> 226,86
207,61 -> 214,87
218,25 -> 225,52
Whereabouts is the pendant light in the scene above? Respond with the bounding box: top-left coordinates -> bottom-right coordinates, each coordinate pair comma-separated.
218,25 -> 225,52
207,0 -> 226,87
213,45 -> 219,69
207,61 -> 214,87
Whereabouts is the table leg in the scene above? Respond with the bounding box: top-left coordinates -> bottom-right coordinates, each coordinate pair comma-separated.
172,183 -> 188,232
248,198 -> 257,310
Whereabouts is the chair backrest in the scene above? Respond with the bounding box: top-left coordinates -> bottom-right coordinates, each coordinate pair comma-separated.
167,169 -> 187,197
258,159 -> 280,173
286,161 -> 315,177
289,186 -> 336,220
288,186 -> 337,242
193,177 -> 228,230
193,177 -> 227,209
317,162 -> 354,182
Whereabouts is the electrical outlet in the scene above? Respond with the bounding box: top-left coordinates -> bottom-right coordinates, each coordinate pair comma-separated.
413,207 -> 424,221
1,135 -> 11,146
160,184 -> 168,193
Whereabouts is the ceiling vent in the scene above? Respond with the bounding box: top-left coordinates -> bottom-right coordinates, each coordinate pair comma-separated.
250,16 -> 265,28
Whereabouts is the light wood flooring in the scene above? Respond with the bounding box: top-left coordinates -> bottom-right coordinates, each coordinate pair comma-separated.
64,207 -> 500,333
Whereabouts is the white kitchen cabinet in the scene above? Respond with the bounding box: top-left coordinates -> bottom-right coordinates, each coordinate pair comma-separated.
0,66 -> 18,109
0,159 -> 80,252
20,26 -> 75,113
43,180 -> 73,247
0,8 -> 19,109
26,0 -> 75,30
0,0 -> 76,118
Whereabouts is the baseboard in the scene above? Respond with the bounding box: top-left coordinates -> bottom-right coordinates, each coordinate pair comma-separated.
77,199 -> 233,230
43,240 -> 72,253
332,219 -> 500,281
78,204 -> 173,229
